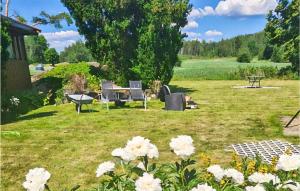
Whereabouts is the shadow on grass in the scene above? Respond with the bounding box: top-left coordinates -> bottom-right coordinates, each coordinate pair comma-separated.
79,109 -> 99,113
168,85 -> 196,94
17,111 -> 58,121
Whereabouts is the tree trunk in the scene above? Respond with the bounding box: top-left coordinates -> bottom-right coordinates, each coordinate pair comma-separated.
5,0 -> 9,16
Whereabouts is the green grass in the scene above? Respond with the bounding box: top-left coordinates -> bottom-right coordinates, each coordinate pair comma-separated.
1,80 -> 299,190
173,57 -> 291,80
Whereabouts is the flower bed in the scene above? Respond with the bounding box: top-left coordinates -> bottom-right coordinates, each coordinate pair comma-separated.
23,135 -> 300,191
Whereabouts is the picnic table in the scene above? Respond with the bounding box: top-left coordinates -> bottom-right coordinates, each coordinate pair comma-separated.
246,75 -> 264,88
67,94 -> 94,114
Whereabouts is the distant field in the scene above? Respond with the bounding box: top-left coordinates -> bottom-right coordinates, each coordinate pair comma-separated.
173,57 -> 291,80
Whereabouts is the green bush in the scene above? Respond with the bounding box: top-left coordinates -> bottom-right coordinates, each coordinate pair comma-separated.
36,62 -> 106,104
43,62 -> 91,78
1,90 -> 47,124
277,66 -> 300,80
237,48 -> 252,63
42,62 -> 105,91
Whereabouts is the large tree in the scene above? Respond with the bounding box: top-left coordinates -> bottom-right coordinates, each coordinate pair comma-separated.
61,0 -> 191,86
44,48 -> 59,66
25,35 -> 49,64
265,0 -> 299,72
60,41 -> 94,63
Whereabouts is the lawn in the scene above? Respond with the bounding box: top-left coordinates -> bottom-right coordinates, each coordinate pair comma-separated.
173,57 -> 291,80
1,80 -> 299,190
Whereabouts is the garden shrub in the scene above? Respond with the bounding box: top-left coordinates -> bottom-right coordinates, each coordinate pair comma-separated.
237,48 -> 252,63
36,62 -> 106,104
277,66 -> 300,80
22,135 -> 300,191
1,90 -> 47,124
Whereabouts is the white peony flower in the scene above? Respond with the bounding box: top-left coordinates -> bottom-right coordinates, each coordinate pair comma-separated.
148,143 -> 159,159
10,96 -> 20,106
207,165 -> 224,181
135,172 -> 162,191
96,161 -> 115,177
124,136 -> 159,160
169,135 -> 195,158
245,184 -> 266,191
276,154 -> 300,171
112,147 -> 135,161
248,172 -> 280,184
224,168 -> 244,185
23,167 -> 51,191
190,183 -> 216,191
137,162 -> 146,171
280,180 -> 300,191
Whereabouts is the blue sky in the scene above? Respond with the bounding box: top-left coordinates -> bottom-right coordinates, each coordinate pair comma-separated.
5,0 -> 277,52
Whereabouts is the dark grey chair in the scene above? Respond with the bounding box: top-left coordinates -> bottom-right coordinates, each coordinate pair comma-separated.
159,85 -> 171,102
129,81 -> 143,89
101,81 -> 118,110
129,81 -> 147,110
165,93 -> 186,111
159,85 -> 186,111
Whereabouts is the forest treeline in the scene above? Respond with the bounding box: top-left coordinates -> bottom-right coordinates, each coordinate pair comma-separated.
180,32 -> 266,59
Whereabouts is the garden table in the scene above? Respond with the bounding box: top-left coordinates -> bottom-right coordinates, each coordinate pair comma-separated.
67,94 -> 94,114
105,87 -> 141,106
246,75 -> 264,88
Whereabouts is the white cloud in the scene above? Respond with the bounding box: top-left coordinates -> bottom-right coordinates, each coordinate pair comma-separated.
189,0 -> 277,18
215,0 -> 277,16
205,30 -> 223,37
188,6 -> 215,19
184,20 -> 199,29
41,30 -> 83,52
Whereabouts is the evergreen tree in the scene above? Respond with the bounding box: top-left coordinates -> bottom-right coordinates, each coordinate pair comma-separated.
61,0 -> 191,86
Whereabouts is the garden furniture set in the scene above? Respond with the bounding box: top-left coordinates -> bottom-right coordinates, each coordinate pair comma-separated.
100,80 -> 147,110
67,81 -> 199,113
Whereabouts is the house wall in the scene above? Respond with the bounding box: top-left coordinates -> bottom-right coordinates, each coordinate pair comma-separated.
5,34 -> 32,92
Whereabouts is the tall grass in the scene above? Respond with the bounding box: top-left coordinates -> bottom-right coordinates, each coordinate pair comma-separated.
173,57 -> 294,80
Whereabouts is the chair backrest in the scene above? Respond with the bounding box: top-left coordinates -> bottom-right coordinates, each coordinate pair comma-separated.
129,81 -> 142,89
165,93 -> 186,111
101,80 -> 113,89
159,85 -> 171,102
101,81 -> 116,100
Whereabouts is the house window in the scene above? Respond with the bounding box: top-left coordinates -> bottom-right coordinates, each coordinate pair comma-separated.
7,42 -> 16,59
14,35 -> 22,60
17,36 -> 25,60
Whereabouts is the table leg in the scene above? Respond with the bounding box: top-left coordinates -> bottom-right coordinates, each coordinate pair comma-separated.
75,104 -> 81,114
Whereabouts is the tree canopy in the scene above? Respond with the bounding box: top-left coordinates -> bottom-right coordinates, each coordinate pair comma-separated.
25,35 -> 49,64
59,41 -> 94,63
44,48 -> 59,66
265,0 -> 299,71
61,0 -> 191,86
